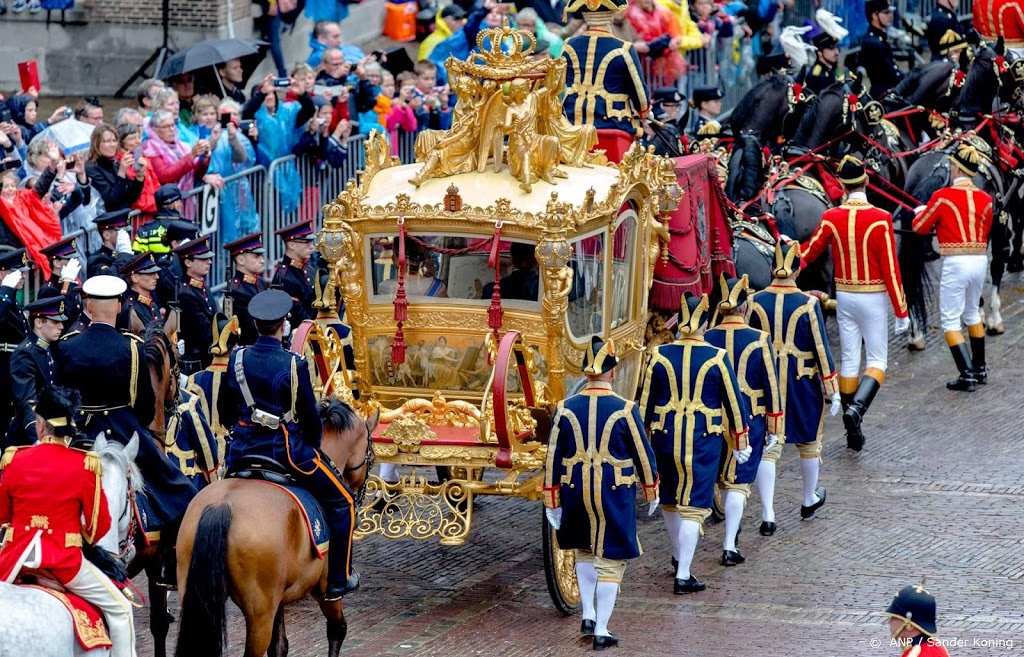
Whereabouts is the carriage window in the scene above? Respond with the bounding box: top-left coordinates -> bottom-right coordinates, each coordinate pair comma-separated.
371,235 -> 540,305
609,215 -> 636,330
566,232 -> 605,340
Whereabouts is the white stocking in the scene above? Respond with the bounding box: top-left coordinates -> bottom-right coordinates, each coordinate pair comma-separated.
379,463 -> 399,484
575,561 -> 598,622
756,460 -> 777,522
661,508 -> 681,561
675,519 -> 701,580
594,581 -> 619,638
800,457 -> 820,506
723,491 -> 745,552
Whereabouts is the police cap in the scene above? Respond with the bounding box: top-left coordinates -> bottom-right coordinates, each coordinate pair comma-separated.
155,184 -> 183,208
121,251 -> 162,276
40,235 -> 77,260
93,208 -> 132,230
0,248 -> 29,271
164,220 -> 199,243
275,220 -> 315,242
25,294 -> 69,321
811,32 -> 839,50
249,289 -> 293,323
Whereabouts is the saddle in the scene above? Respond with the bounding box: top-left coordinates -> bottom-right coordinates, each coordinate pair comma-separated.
227,455 -> 296,486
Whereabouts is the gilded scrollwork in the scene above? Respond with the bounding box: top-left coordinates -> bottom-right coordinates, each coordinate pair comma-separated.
356,474 -> 473,545
379,392 -> 481,427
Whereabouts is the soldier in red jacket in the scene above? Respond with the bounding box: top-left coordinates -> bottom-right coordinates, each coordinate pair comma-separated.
884,580 -> 951,657
913,144 -> 993,392
0,386 -> 137,657
802,156 -> 909,452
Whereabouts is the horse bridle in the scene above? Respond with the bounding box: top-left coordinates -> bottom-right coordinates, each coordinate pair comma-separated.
116,471 -> 137,562
342,421 -> 375,508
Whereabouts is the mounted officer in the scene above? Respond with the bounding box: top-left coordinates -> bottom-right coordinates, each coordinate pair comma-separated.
217,289 -> 360,601
0,249 -> 31,438
51,275 -> 197,588
806,32 -> 843,95
542,336 -> 659,650
860,0 -> 905,100
38,235 -> 83,329
172,236 -> 217,376
925,0 -> 965,61
5,295 -> 64,447
87,209 -> 134,278
0,385 -> 137,657
688,87 -> 723,141
224,232 -> 268,346
271,221 -> 317,334
885,580 -> 950,656
639,293 -> 750,595
119,251 -> 163,330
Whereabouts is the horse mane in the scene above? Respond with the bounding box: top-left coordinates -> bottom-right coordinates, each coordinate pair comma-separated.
791,85 -> 847,149
729,75 -> 789,134
142,324 -> 177,373
95,438 -> 146,494
318,397 -> 359,434
954,47 -> 998,119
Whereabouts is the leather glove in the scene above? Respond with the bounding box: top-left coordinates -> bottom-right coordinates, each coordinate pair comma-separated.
765,434 -> 779,451
894,316 -> 911,335
830,391 -> 842,416
733,445 -> 752,464
115,228 -> 133,255
545,507 -> 562,530
1,269 -> 22,289
60,257 -> 81,283
648,496 -> 660,516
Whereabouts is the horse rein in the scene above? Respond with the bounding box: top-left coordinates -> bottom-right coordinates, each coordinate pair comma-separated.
343,422 -> 375,508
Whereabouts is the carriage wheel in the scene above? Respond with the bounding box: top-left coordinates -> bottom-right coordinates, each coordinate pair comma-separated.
541,508 -> 581,615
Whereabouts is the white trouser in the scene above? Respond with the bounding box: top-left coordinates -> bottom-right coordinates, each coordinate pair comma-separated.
65,559 -> 137,657
836,291 -> 890,377
939,255 -> 987,332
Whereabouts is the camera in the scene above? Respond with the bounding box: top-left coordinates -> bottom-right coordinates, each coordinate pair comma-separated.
0,106 -> 11,123
132,148 -> 144,172
62,108 -> 73,118
238,120 -> 255,134
219,113 -> 233,129
273,77 -> 291,88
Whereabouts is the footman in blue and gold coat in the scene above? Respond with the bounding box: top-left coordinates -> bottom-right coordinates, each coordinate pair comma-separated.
748,243 -> 837,527
543,336 -> 658,651
640,293 -> 749,596
705,275 -> 783,563
187,313 -> 241,450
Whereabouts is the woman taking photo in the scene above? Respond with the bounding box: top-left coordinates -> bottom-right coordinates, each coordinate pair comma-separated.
86,123 -> 146,212
118,123 -> 161,222
143,109 -> 212,219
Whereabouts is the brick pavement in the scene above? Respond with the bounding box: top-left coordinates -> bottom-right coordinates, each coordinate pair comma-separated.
137,273 -> 1024,657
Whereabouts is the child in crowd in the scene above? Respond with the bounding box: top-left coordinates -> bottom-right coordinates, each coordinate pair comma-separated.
412,61 -> 452,132
389,73 -> 418,157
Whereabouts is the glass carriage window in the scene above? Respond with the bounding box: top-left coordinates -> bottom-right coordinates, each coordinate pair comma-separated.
566,232 -> 605,340
609,213 -> 636,330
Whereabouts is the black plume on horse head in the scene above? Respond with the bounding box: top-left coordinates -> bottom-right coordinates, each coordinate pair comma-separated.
953,44 -> 1000,123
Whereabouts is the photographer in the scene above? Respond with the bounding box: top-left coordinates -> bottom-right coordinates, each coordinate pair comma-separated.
411,61 -> 452,132
0,101 -> 26,162
23,140 -> 91,223
7,94 -> 71,144
246,75 -> 314,215
117,123 -> 160,221
86,123 -> 146,213
294,96 -> 353,169
142,109 -> 211,221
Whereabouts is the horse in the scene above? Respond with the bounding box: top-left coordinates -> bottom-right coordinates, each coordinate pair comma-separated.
0,433 -> 140,657
173,398 -> 380,657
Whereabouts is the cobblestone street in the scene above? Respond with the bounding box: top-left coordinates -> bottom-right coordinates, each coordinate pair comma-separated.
139,274 -> 1024,657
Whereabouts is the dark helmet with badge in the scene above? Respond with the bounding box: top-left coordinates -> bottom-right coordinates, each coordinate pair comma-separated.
885,579 -> 938,637
582,335 -> 617,376
837,154 -> 867,186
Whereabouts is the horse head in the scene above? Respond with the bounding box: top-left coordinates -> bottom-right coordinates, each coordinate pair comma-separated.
319,398 -> 380,499
93,432 -> 143,561
142,324 -> 181,437
952,43 -> 1000,124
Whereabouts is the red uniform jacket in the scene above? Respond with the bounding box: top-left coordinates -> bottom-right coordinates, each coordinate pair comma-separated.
901,639 -> 950,657
0,443 -> 111,583
974,0 -> 1024,49
802,198 -> 909,318
913,178 -> 992,256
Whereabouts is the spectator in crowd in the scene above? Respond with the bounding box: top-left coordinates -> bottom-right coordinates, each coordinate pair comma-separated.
75,99 -> 104,127
289,63 -> 319,101
627,0 -> 686,87
317,48 -> 354,87
143,109 -> 212,221
429,0 -> 492,83
515,7 -> 564,57
419,5 -> 468,62
654,0 -> 705,56
513,0 -> 566,29
358,70 -> 393,138
217,58 -> 247,104
388,73 -> 418,157
169,73 -> 197,124
113,107 -> 144,129
22,142 -> 91,225
86,123 -> 145,213
354,59 -> 385,119
0,152 -> 61,269
294,97 -> 353,169
137,78 -> 166,115
7,94 -> 70,145
134,184 -> 186,254
308,20 -> 365,67
0,116 -> 25,164
306,0 -> 351,26
411,61 -> 452,132
252,0 -> 289,77
741,0 -> 783,58
153,87 -> 198,147
206,98 -> 259,245
246,75 -> 310,214
692,0 -> 734,42
118,123 -> 160,222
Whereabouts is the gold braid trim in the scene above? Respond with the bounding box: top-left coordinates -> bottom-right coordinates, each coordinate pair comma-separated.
83,451 -> 102,476
129,342 -> 139,408
290,357 -> 298,419
0,446 -> 21,470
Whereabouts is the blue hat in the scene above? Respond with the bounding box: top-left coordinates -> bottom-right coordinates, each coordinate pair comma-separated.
93,209 -> 131,230
155,184 -> 182,208
582,336 -> 618,375
40,235 -> 77,260
121,251 -> 162,276
224,231 -> 266,256
690,86 -> 723,105
82,275 -> 128,300
25,294 -> 69,321
172,235 -> 215,260
275,220 -> 315,242
0,248 -> 29,271
885,581 -> 938,636
249,289 -> 293,323
653,87 -> 684,105
164,220 -> 199,243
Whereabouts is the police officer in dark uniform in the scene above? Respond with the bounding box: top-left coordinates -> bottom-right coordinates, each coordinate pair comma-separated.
688,87 -> 724,141
38,235 -> 84,329
6,295 -> 64,446
155,220 -> 199,317
755,51 -> 791,78
806,32 -> 843,95
641,88 -> 686,157
218,289 -> 361,600
52,274 -> 197,588
87,209 -> 133,278
925,0 -> 964,61
860,0 -> 904,100
119,251 -> 163,330
271,221 -> 316,333
172,236 -> 217,375
133,184 -> 184,254
224,232 -> 268,346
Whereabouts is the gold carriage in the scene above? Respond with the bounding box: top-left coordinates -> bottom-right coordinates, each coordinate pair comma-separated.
298,23 -> 680,613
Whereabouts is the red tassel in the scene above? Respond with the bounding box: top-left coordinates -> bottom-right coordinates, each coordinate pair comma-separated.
487,221 -> 504,338
392,323 -> 407,364
392,218 -> 408,363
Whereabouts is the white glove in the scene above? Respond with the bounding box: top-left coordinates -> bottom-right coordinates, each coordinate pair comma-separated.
913,204 -> 927,215
177,339 -> 185,356
765,434 -> 779,451
545,507 -> 562,530
733,445 -> 752,464
648,496 -> 660,516
829,391 -> 842,416
283,321 -> 292,338
1,269 -> 22,288
60,257 -> 81,283
115,228 -> 133,255
894,316 -> 910,335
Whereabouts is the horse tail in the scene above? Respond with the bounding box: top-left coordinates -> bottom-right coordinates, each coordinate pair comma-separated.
175,504 -> 232,657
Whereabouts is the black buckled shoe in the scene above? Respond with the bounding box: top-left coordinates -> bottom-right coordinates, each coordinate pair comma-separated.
670,556 -> 678,575
759,521 -> 776,536
581,619 -> 596,636
674,575 -> 706,594
324,572 -> 361,601
593,634 -> 619,651
800,486 -> 826,519
721,549 -> 745,566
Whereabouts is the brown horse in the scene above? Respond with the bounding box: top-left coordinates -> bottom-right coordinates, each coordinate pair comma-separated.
173,399 -> 379,657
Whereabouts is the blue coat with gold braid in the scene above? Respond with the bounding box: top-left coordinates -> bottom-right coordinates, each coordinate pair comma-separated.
639,318 -> 749,510
187,360 -> 230,448
705,316 -> 783,485
163,389 -> 223,490
747,280 -> 838,444
562,27 -> 649,138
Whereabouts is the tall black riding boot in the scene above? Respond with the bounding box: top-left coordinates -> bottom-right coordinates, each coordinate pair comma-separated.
323,505 -> 360,602
946,343 -> 977,392
840,391 -> 860,451
969,334 -> 987,385
154,516 -> 183,589
843,376 -> 881,452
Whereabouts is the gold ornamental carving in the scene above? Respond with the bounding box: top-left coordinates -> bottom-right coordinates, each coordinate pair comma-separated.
379,391 -> 481,428
355,473 -> 473,545
381,415 -> 437,453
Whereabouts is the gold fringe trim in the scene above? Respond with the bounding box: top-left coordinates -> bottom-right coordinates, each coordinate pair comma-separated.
83,451 -> 103,476
0,447 -> 20,470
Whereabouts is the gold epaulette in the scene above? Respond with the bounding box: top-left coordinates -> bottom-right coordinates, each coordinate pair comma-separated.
59,330 -> 81,341
83,450 -> 103,476
0,446 -> 24,470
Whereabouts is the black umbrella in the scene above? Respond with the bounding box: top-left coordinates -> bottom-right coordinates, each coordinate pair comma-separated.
159,38 -> 268,79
